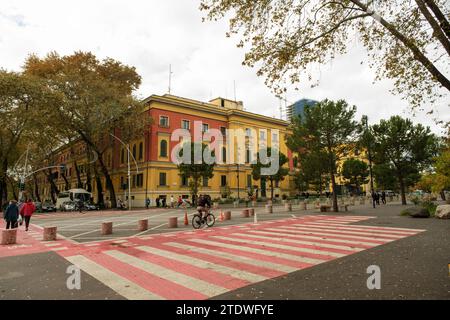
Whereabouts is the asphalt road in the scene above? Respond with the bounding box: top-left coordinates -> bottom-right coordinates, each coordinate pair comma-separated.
213,203 -> 450,300
1,201 -> 448,300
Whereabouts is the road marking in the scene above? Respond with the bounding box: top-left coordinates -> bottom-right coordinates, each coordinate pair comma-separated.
104,250 -> 228,297
289,224 -> 405,239
136,245 -> 267,283
188,238 -> 324,265
234,232 -> 362,252
211,235 -> 344,259
65,255 -> 163,300
166,242 -> 296,273
299,222 -> 422,234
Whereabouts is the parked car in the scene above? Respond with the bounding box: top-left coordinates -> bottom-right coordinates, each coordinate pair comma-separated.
41,201 -> 57,212
84,202 -> 100,211
384,190 -> 396,197
61,201 -> 76,212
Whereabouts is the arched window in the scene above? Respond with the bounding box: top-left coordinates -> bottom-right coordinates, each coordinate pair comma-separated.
222,147 -> 226,163
160,140 -> 168,157
132,144 -> 136,159
139,142 -> 143,160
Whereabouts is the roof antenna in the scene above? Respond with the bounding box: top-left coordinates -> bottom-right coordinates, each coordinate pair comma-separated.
168,64 -> 173,94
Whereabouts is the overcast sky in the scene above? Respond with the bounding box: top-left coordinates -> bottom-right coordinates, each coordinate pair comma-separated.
1,0 -> 448,135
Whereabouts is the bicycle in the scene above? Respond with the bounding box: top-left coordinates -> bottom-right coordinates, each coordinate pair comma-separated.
192,210 -> 215,229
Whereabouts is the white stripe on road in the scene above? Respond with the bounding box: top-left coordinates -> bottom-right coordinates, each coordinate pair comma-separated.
187,238 -> 325,265
290,224 -> 405,239
65,255 -> 163,300
211,235 -> 344,258
104,250 -> 228,297
165,242 -> 296,273
234,232 -> 362,252
298,222 -> 421,235
135,245 -> 266,283
264,228 -> 381,246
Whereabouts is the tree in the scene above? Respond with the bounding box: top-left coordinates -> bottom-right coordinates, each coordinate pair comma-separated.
0,70 -> 53,205
429,136 -> 450,199
294,152 -> 330,195
373,163 -> 398,191
371,116 -> 439,205
200,0 -> 450,115
177,142 -> 215,205
341,158 -> 369,194
23,51 -> 148,208
286,99 -> 358,212
251,147 -> 289,200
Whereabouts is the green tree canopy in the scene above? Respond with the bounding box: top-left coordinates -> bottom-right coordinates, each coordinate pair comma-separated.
286,99 -> 358,211
371,116 -> 439,205
251,147 -> 289,200
201,0 -> 450,116
341,158 -> 369,194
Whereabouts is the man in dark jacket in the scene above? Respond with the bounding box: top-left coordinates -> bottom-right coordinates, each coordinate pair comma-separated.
3,200 -> 19,229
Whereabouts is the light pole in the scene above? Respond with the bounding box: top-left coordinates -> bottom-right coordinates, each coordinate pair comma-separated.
362,115 -> 374,194
110,133 -> 139,211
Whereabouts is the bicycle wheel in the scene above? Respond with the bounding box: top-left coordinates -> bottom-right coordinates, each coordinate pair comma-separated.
205,213 -> 215,227
192,215 -> 203,229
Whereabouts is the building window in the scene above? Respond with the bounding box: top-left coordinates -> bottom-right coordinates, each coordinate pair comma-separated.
132,144 -> 137,159
221,175 -> 227,187
275,180 -> 279,188
181,175 -> 188,187
245,128 -> 251,137
221,147 -> 227,163
181,120 -> 190,130
245,148 -> 251,163
272,133 -> 278,142
159,172 -> 167,186
203,177 -> 208,187
159,116 -> 169,127
160,140 -> 168,157
120,149 -> 124,164
135,174 -> 143,188
138,142 -> 143,160
259,130 -> 266,140
220,126 -> 227,136
202,123 -> 209,133
247,174 -> 252,188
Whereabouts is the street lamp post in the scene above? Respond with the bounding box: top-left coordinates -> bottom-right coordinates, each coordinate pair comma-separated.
362,115 -> 375,193
110,133 -> 139,211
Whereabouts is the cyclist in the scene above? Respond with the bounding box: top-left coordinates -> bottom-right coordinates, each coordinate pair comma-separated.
196,194 -> 211,221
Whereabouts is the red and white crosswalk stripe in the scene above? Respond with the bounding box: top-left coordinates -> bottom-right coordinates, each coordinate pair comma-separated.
54,215 -> 425,300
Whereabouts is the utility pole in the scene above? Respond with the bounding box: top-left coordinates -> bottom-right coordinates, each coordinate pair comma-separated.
168,64 -> 173,94
18,144 -> 30,202
363,115 -> 374,193
127,143 -> 132,211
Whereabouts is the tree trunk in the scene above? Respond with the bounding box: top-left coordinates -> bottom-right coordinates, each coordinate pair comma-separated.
97,155 -> 116,208
46,170 -> 59,204
33,174 -> 41,202
7,177 -> 17,201
350,0 -> 450,91
270,179 -> 274,200
0,159 -> 8,205
330,172 -> 339,212
398,172 -> 407,205
93,164 -> 104,208
61,172 -> 69,191
423,0 -> 450,40
73,161 -> 83,188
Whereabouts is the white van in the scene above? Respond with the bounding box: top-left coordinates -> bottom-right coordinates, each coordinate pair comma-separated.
56,188 -> 92,210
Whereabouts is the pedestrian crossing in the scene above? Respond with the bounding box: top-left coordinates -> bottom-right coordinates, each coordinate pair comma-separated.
57,215 -> 425,300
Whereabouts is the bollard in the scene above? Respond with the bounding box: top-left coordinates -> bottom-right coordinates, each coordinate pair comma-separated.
224,211 -> 231,220
285,203 -> 292,211
101,222 -> 113,235
43,226 -> 57,241
251,201 -> 256,207
138,219 -> 148,231
301,201 -> 307,210
241,209 -> 250,218
249,208 -> 255,216
168,217 -> 178,228
265,204 -> 273,213
1,229 -> 17,245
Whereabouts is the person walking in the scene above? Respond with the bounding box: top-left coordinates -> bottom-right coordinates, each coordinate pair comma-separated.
3,200 -> 19,229
146,198 -> 151,209
381,191 -> 386,204
371,191 -> 377,209
376,192 -> 380,205
170,195 -> 174,208
19,199 -> 36,231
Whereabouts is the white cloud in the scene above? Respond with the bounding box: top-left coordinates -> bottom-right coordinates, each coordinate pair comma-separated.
0,0 -> 448,135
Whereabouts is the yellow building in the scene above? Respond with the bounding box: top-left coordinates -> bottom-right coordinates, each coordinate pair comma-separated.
36,94 -> 294,207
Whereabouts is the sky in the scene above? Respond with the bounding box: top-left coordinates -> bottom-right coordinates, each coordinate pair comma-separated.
1,0 -> 448,135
